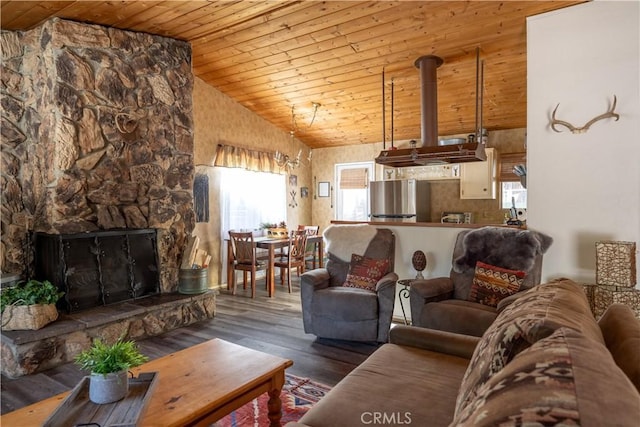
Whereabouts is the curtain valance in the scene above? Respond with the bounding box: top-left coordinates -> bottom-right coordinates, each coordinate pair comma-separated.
213,144 -> 284,174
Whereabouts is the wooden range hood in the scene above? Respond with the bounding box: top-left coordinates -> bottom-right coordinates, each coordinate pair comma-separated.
375,55 -> 486,167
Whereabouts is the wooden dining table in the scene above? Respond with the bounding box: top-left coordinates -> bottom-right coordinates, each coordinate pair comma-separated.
227,235 -> 324,297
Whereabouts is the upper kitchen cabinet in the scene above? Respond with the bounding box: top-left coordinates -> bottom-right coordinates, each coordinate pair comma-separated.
460,148 -> 497,199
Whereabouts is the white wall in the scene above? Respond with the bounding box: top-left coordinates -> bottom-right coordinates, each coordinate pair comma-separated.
527,1 -> 640,285
380,225 -> 470,322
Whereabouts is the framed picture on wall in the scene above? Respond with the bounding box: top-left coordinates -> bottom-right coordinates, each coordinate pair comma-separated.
301,187 -> 309,198
318,181 -> 330,197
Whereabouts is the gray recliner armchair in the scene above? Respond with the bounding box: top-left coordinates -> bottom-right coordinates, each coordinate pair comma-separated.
409,226 -> 553,337
300,224 -> 397,343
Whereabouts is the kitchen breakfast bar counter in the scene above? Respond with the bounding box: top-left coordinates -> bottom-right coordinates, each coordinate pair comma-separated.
330,220 -> 523,229
329,221 -> 524,323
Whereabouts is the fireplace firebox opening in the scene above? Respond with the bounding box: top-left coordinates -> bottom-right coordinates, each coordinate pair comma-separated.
34,229 -> 161,313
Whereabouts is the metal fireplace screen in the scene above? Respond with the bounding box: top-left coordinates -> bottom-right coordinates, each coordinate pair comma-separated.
35,229 -> 160,313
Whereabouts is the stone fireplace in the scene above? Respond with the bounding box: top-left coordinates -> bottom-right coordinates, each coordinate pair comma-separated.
1,18 -> 194,289
1,19 -> 216,378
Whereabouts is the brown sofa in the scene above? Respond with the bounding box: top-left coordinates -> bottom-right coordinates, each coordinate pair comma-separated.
287,279 -> 640,427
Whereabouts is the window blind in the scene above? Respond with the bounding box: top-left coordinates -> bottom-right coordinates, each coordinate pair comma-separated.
339,168 -> 369,189
498,152 -> 527,182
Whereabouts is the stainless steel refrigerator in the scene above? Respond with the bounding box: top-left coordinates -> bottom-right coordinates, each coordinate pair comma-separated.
369,179 -> 431,222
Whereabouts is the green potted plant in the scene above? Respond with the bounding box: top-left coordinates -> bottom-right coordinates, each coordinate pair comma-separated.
0,279 -> 63,330
75,337 -> 149,404
261,221 -> 288,238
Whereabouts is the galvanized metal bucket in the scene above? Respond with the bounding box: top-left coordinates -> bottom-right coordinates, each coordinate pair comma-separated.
179,268 -> 209,294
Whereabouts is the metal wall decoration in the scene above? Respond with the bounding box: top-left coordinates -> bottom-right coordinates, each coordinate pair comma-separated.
194,173 -> 209,222
550,95 -> 619,134
313,176 -> 317,199
289,190 -> 298,208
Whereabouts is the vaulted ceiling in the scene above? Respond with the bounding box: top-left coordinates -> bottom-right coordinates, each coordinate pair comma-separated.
1,1 -> 584,148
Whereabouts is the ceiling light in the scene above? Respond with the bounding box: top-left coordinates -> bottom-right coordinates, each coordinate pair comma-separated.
275,103 -> 318,171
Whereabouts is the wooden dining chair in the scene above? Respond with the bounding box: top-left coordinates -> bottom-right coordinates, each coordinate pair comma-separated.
274,230 -> 308,293
297,225 -> 320,270
229,231 -> 268,298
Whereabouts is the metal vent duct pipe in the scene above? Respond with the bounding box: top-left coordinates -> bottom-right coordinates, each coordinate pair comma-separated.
375,53 -> 485,167
414,55 -> 443,148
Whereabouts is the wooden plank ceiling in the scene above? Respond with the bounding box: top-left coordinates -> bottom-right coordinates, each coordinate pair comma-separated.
1,1 -> 584,149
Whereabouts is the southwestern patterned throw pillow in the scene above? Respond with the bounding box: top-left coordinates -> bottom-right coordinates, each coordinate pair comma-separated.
469,261 -> 525,307
342,254 -> 390,292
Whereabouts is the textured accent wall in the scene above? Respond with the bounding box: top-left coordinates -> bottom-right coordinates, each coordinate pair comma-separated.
309,142 -> 384,232
0,19 -> 194,292
192,77 -> 312,284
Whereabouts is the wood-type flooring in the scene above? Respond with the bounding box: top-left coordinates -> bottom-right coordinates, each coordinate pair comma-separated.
1,276 -> 382,415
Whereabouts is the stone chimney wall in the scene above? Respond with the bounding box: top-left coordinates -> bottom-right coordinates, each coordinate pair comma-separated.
0,18 -> 195,292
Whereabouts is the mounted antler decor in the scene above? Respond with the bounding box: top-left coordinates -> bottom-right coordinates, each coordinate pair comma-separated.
115,108 -> 148,134
550,95 -> 619,134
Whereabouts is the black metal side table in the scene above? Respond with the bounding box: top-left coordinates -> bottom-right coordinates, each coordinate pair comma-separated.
397,279 -> 414,325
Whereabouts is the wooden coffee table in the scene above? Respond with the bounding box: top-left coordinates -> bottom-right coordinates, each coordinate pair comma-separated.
1,339 -> 294,426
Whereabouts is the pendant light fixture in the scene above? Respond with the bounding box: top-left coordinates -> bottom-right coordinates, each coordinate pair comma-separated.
275,103 -> 318,171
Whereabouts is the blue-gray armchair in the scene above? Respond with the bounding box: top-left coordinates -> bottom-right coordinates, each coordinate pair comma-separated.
300,224 -> 397,343
410,226 -> 553,337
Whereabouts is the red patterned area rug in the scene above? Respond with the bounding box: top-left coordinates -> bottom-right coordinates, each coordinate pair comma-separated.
212,373 -> 332,427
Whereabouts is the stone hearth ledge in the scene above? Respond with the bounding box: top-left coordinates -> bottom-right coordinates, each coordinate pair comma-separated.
1,291 -> 216,378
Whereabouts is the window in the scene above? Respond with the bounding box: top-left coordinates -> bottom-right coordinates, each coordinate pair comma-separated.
219,167 -> 286,234
219,168 -> 286,282
501,181 -> 527,209
499,152 -> 527,209
335,162 -> 374,221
